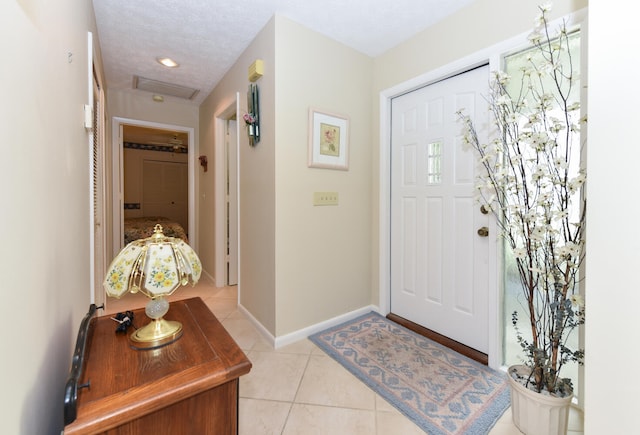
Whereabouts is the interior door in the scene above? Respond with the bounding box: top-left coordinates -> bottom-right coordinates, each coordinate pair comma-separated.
390,65 -> 490,353
227,119 -> 238,286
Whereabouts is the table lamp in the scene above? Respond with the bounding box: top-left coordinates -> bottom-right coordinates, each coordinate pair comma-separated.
103,224 -> 202,349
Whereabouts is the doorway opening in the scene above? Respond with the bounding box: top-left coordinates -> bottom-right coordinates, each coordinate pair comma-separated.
110,117 -> 196,260
379,55 -> 502,369
214,95 -> 240,288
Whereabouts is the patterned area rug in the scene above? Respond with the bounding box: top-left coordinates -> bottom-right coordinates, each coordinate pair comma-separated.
309,312 -> 510,435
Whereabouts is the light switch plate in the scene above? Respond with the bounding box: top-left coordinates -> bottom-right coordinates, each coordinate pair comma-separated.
313,191 -> 339,206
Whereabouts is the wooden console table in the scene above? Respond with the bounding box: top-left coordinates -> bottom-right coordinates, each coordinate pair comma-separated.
64,297 -> 251,435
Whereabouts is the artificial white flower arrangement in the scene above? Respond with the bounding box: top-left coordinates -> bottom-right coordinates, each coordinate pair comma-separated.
458,3 -> 586,396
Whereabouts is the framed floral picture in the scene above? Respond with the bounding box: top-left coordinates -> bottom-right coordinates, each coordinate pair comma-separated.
308,108 -> 349,170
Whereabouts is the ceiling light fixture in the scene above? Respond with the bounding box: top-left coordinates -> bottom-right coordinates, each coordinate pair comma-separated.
156,56 -> 179,68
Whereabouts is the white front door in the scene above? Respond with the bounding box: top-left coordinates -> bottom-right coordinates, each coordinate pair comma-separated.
390,65 -> 490,353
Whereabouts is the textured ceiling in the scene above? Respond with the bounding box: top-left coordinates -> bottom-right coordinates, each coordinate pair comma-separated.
93,0 -> 475,106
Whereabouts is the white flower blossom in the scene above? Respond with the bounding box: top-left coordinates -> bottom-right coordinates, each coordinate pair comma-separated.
554,157 -> 569,170
492,70 -> 510,85
567,102 -> 580,111
495,95 -> 511,106
513,248 -> 527,259
570,294 -> 584,309
553,209 -> 569,221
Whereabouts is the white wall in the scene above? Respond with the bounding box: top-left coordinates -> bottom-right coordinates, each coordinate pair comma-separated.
0,0 -> 97,433
585,1 -> 639,433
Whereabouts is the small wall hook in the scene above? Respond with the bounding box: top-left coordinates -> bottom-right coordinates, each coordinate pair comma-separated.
199,155 -> 208,172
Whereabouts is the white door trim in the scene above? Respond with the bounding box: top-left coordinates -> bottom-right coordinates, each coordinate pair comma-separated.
379,52 -> 505,371
111,117 -> 196,257
214,94 -> 240,288
390,65 -> 491,354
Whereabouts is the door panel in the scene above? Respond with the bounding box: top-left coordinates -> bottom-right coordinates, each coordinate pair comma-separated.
391,65 -> 490,353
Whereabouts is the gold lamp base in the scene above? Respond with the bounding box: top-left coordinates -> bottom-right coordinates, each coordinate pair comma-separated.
129,297 -> 182,350
130,318 -> 183,349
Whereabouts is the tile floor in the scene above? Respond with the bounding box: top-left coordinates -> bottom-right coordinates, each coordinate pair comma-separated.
104,280 -> 583,434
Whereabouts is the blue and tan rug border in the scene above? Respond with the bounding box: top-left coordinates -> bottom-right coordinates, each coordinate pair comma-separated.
309,311 -> 510,435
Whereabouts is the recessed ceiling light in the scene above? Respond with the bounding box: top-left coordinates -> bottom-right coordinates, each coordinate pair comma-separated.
156,57 -> 179,68
152,95 -> 164,102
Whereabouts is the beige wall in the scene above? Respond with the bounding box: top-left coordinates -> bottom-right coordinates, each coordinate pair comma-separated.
199,18 -> 277,333
273,17 -> 373,335
1,0 -> 98,433
199,16 -> 373,337
107,89 -> 199,128
373,0 -> 588,93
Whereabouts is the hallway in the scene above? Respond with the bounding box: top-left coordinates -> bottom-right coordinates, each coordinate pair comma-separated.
104,280 -> 546,434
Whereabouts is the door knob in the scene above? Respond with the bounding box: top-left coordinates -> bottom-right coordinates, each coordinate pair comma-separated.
477,226 -> 489,237
480,205 -> 489,215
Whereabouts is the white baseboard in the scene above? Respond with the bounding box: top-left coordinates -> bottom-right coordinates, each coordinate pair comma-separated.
237,304 -> 381,349
237,304 -> 275,347
200,269 -> 215,286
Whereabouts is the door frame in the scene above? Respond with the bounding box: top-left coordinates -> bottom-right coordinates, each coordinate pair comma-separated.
389,65 -> 492,355
379,49 -> 505,370
111,117 -> 196,257
214,94 -> 240,288
226,117 -> 239,286
88,31 -> 108,308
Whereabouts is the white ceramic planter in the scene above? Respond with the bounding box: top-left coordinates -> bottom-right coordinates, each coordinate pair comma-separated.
508,365 -> 573,435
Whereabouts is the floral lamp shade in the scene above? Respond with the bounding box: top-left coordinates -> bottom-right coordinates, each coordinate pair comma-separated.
103,224 -> 202,349
104,230 -> 202,299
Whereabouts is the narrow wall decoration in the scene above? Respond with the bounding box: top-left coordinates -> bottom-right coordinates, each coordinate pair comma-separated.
245,84 -> 260,146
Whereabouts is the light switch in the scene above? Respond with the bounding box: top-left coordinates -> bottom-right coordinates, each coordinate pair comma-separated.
313,191 -> 339,206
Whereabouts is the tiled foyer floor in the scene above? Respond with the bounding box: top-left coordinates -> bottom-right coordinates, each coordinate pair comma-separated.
105,280 -> 583,434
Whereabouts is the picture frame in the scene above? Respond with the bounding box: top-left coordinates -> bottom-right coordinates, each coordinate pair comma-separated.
308,107 -> 349,170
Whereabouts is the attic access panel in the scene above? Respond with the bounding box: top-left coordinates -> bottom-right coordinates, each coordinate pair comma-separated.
133,75 -> 200,100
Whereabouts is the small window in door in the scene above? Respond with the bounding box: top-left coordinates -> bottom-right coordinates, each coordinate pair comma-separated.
427,141 -> 442,184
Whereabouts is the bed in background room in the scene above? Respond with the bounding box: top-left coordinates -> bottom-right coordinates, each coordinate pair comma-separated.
123,216 -> 188,245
